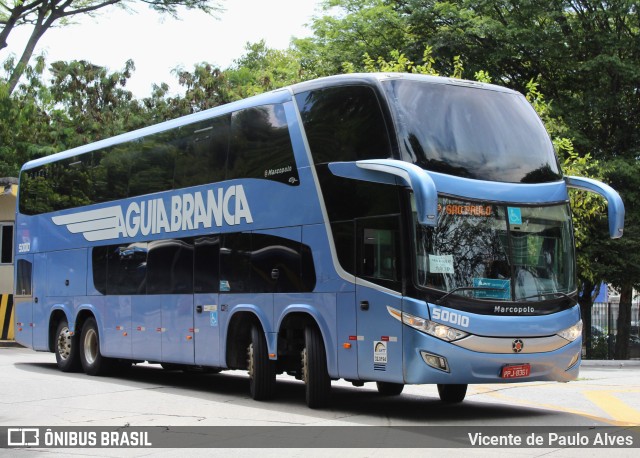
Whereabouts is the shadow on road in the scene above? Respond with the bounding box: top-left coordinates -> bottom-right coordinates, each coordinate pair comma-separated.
15,360 -> 600,426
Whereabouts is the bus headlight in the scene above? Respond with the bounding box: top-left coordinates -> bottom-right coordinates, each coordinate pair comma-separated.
387,306 -> 469,342
557,320 -> 583,342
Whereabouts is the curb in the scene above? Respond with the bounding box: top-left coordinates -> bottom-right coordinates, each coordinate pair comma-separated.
581,359 -> 640,367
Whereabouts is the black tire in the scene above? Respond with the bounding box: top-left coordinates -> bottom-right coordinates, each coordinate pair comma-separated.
376,381 -> 404,396
437,384 -> 468,403
302,325 -> 331,408
79,317 -> 112,376
247,325 -> 276,400
54,319 -> 81,372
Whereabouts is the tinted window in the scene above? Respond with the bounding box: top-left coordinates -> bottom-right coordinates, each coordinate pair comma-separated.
194,236 -> 220,293
92,246 -> 108,295
20,105 -> 298,216
384,80 -> 561,183
106,243 -> 148,295
296,85 -> 393,164
174,117 -> 229,188
357,216 -> 402,290
251,233 -> 315,293
128,133 -> 176,197
228,105 -> 299,186
147,239 -> 193,294
316,166 -> 402,282
219,233 -> 251,293
15,259 -> 32,296
316,165 -> 402,222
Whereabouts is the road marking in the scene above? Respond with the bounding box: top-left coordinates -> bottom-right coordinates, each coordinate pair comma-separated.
583,390 -> 640,425
471,384 -> 640,426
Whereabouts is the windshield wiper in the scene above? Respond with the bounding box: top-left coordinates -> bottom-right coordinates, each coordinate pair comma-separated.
436,286 -> 507,305
516,291 -> 578,305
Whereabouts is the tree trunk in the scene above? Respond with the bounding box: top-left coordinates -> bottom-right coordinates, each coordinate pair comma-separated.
6,6 -> 55,95
0,6 -> 28,52
614,283 -> 632,360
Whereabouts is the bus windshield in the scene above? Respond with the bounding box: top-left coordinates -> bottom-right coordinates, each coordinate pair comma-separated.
413,196 -> 576,301
384,79 -> 562,183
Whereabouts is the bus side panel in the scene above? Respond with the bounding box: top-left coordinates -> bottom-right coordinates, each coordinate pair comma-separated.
220,293 -> 274,346
356,286 -> 403,383
31,253 -> 48,351
302,224 -> 353,293
336,291 -> 358,380
46,249 -> 87,297
13,254 -> 33,348
161,293 -> 195,365
131,295 -> 161,362
194,292 -> 220,367
102,295 -> 131,359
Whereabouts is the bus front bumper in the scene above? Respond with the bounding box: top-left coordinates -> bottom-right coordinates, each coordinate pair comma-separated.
403,329 -> 581,385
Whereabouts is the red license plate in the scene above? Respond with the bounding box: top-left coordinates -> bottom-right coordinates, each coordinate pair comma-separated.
501,363 -> 531,379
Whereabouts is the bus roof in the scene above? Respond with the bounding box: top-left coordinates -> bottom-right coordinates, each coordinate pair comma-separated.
20,73 -> 517,173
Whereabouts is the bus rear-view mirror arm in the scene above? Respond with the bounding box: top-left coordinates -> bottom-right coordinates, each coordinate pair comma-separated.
328,159 -> 438,227
565,176 -> 625,238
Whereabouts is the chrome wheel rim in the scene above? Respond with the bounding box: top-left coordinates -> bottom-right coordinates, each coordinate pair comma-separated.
83,328 -> 98,365
56,327 -> 72,360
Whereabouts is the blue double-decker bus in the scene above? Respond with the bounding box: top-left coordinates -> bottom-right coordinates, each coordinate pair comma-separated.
14,73 -> 624,407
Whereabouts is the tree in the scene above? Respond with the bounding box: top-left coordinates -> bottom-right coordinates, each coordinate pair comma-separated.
0,0 -> 223,95
293,0 -> 409,76
47,58 -> 148,148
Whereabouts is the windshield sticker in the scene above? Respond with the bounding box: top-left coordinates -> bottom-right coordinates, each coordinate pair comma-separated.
473,278 -> 510,300
507,207 -> 523,225
429,254 -> 454,274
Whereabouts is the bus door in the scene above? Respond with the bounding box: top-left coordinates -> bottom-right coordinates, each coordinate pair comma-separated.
145,239 -> 195,365
355,216 -> 404,383
14,255 -> 34,348
193,236 -> 221,367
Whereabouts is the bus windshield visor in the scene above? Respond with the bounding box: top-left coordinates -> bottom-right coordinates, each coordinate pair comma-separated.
384,79 -> 562,183
412,197 -> 576,301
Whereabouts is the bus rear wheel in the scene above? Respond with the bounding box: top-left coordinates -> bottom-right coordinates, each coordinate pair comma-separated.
376,381 -> 404,396
80,317 -> 112,376
247,325 -> 275,400
437,384 -> 467,403
54,319 -> 81,372
301,325 -> 331,409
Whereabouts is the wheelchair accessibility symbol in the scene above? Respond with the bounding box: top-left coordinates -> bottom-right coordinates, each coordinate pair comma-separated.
507,207 -> 522,225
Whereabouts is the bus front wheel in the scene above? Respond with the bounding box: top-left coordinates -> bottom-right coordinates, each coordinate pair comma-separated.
54,319 -> 81,372
80,317 -> 111,376
437,384 -> 467,403
301,325 -> 331,408
247,325 -> 275,400
376,381 -> 404,396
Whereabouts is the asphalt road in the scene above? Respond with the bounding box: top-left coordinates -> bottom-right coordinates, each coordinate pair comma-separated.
1,346 -> 639,456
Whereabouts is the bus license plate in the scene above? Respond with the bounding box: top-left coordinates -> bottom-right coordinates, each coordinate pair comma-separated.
501,364 -> 530,379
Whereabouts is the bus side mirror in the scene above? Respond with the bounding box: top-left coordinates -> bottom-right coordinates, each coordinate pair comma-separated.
328,159 -> 438,227
565,176 -> 625,239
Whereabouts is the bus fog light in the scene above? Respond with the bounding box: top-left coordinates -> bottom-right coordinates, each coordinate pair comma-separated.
567,352 -> 580,370
557,320 -> 582,342
420,351 -> 450,372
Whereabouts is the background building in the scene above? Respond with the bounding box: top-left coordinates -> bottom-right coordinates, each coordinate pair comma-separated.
0,177 -> 17,341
